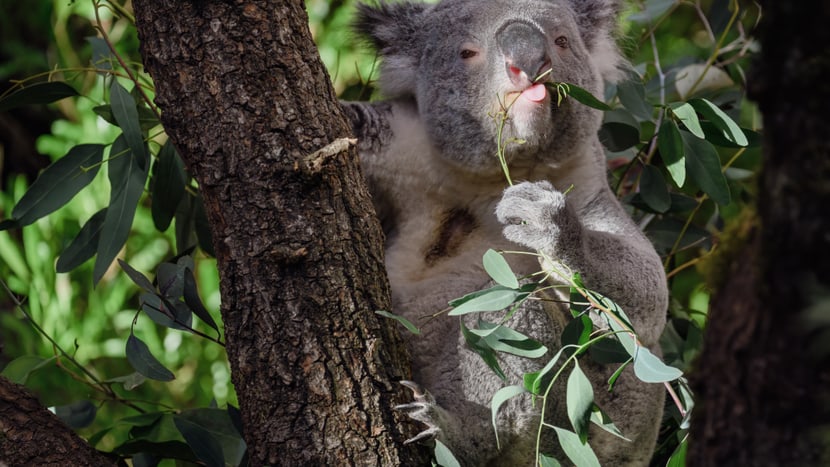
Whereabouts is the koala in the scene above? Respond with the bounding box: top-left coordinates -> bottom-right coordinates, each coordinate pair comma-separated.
339,1 -> 669,465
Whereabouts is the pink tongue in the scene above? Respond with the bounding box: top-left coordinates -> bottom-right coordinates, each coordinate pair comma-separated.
521,83 -> 547,102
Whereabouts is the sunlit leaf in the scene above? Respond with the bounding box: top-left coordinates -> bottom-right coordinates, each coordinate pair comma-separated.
448,286 -> 527,316
633,345 -> 683,383
669,102 -> 705,139
689,98 -> 748,146
483,249 -> 519,289
126,332 -> 175,381
539,454 -> 562,467
566,361 -> 594,443
658,119 -> 685,187
0,81 -> 79,112
11,144 -> 104,227
490,385 -> 525,449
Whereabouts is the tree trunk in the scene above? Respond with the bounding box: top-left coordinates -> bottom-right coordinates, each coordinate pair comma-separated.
688,2 -> 830,465
0,376 -> 117,466
133,1 -> 426,465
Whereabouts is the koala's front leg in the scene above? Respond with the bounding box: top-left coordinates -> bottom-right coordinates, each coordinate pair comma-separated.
495,180 -> 667,346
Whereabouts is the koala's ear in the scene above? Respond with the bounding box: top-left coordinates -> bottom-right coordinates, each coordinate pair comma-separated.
568,0 -> 624,82
354,1 -> 427,97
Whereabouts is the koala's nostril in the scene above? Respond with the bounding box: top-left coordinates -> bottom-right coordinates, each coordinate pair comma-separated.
497,20 -> 551,85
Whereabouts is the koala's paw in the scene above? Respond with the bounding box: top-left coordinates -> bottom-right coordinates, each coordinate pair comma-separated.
495,180 -> 572,252
395,380 -> 444,444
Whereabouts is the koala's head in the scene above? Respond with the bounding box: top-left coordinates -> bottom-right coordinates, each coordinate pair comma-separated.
355,0 -> 623,172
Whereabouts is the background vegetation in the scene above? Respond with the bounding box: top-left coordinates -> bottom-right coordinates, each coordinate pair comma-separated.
0,0 -> 760,464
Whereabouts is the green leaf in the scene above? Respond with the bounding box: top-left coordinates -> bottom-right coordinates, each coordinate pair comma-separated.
667,437 -> 688,467
178,408 -> 247,466
490,385 -> 526,449
560,83 -> 612,111
0,81 -> 79,112
375,310 -> 421,335
11,144 -> 104,227
588,336 -> 631,364
184,267 -> 220,333
669,102 -> 705,139
94,135 -> 149,284
539,454 -> 562,467
566,361 -> 594,443
118,259 -> 156,293
152,140 -> 186,231
689,98 -> 748,146
470,320 -> 548,358
56,208 -> 107,273
639,165 -> 671,213
110,80 -> 149,170
448,286 -> 527,316
482,249 -> 519,289
54,400 -> 97,429
598,121 -> 640,152
553,427 -> 600,467
681,130 -> 731,205
157,262 -> 185,299
126,332 -> 175,381
141,292 -> 192,331
633,345 -> 683,383
462,322 -> 506,380
590,405 -> 630,441
1,355 -> 53,384
173,415 -> 225,467
561,314 -> 592,351
658,119 -> 686,187
434,439 -> 461,467
617,78 -> 652,120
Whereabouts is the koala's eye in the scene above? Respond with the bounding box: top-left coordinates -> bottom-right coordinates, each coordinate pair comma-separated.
460,49 -> 479,59
554,36 -> 569,49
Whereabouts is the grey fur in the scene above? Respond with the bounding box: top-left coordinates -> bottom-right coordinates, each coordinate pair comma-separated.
340,1 -> 667,465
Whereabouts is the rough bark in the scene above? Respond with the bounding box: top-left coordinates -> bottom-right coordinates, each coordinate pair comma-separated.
0,375 -> 117,466
133,1 -> 425,465
688,2 -> 830,465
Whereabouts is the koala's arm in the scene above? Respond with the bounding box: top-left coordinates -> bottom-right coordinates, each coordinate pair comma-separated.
497,180 -> 667,346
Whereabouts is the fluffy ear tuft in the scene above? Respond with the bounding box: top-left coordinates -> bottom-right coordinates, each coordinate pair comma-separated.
568,0 -> 624,83
354,1 -> 428,97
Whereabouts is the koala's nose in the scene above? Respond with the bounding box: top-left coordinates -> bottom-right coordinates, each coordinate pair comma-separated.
497,21 -> 551,85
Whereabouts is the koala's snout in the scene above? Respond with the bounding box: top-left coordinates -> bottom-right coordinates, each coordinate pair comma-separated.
497,21 -> 551,85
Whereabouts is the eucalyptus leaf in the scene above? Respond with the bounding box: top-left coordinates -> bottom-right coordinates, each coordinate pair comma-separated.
681,130 -> 731,205
11,144 -> 104,227
482,249 -> 519,289
689,98 -> 748,146
539,454 -> 562,467
639,165 -> 671,213
490,385 -> 526,449
0,81 -> 79,112
110,80 -> 149,170
56,208 -> 107,273
558,83 -> 612,110
118,259 -> 156,293
669,102 -> 705,139
434,439 -> 461,467
566,361 -> 594,443
184,267 -> 220,333
54,400 -> 97,429
448,287 -> 527,316
658,119 -> 686,187
152,140 -> 186,231
126,332 -> 175,381
633,345 -> 683,383
174,416 -> 225,467
553,427 -> 600,467
376,310 -> 420,335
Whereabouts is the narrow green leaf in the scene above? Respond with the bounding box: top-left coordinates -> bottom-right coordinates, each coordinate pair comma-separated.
553,427 -> 600,467
490,385 -> 526,449
658,120 -> 686,187
11,144 -> 104,226
184,267 -> 220,333
141,292 -> 192,331
523,371 -> 542,394
94,135 -> 148,284
126,332 -> 175,381
173,416 -> 225,467
152,140 -> 186,231
375,310 -> 420,335
0,82 -> 79,112
110,80 -> 149,170
667,437 -> 688,467
448,287 -> 526,316
590,406 -> 630,441
639,165 -> 671,213
669,102 -> 705,138
566,361 -> 594,443
689,98 -> 748,146
681,130 -> 731,206
462,322 -> 506,380
56,208 -> 107,273
118,259 -> 155,293
558,83 -> 612,111
434,439 -> 461,467
54,400 -> 97,429
633,345 -> 683,383
473,321 -> 548,358
483,249 -> 519,289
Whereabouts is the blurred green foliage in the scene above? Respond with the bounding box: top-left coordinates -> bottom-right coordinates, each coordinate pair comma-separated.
0,0 -> 760,464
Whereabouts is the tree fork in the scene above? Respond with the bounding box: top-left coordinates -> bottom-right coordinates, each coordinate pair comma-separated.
133,1 -> 426,464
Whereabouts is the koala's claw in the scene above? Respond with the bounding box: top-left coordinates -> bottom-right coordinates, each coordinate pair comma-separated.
396,380 -> 443,444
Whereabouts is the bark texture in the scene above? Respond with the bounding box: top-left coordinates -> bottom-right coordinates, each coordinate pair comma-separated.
133,1 -> 425,465
0,376 -> 117,466
689,2 -> 830,465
